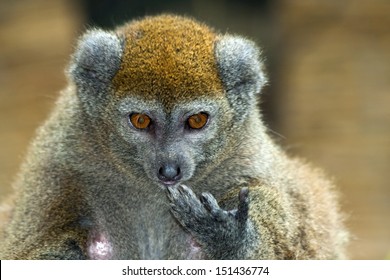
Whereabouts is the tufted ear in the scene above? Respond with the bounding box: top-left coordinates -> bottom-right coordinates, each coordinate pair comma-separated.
215,35 -> 267,120
69,29 -> 123,85
68,29 -> 123,114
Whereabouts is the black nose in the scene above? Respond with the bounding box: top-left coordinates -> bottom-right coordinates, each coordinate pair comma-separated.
158,163 -> 182,182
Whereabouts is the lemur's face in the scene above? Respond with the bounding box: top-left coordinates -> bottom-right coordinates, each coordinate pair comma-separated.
105,16 -> 231,188
69,15 -> 265,189
112,96 -> 232,188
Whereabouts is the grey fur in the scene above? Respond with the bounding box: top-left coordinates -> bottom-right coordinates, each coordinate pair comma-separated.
215,36 -> 267,121
68,29 -> 123,116
0,15 -> 348,260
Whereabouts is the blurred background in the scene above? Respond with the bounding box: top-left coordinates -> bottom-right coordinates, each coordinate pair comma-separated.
0,0 -> 389,259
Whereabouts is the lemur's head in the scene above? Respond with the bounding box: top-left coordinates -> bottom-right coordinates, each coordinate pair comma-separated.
69,14 -> 266,188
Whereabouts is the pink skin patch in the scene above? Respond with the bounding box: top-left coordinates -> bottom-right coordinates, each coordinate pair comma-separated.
86,230 -> 203,259
87,231 -> 113,260
188,236 -> 204,259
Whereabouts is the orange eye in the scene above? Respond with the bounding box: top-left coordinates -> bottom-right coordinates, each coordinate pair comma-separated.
129,113 -> 151,129
187,113 -> 208,129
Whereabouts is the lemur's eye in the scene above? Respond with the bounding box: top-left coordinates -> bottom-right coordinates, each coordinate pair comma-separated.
187,112 -> 208,129
129,113 -> 151,129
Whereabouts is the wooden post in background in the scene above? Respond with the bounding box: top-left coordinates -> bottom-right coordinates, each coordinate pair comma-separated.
274,0 -> 390,259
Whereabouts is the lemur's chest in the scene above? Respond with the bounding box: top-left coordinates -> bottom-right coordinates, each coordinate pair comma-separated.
86,195 -> 201,259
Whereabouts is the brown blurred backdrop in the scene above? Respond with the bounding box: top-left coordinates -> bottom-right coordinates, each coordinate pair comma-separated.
0,0 -> 389,259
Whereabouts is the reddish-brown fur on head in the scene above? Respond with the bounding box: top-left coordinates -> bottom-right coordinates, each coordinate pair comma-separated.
112,15 -> 224,110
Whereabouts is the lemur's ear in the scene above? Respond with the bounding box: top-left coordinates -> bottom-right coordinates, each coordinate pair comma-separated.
69,29 -> 123,88
68,29 -> 123,115
215,36 -> 267,120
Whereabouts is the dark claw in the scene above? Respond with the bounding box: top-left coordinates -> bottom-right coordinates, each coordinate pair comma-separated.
166,186 -> 173,198
237,187 -> 249,224
178,184 -> 190,195
239,187 -> 249,202
200,192 -> 219,212
200,192 -> 233,222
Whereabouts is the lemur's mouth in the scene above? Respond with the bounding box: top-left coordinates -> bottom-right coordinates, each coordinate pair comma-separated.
158,177 -> 183,188
161,180 -> 177,186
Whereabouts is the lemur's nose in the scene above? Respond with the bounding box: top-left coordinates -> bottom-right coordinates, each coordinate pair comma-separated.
158,163 -> 182,183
